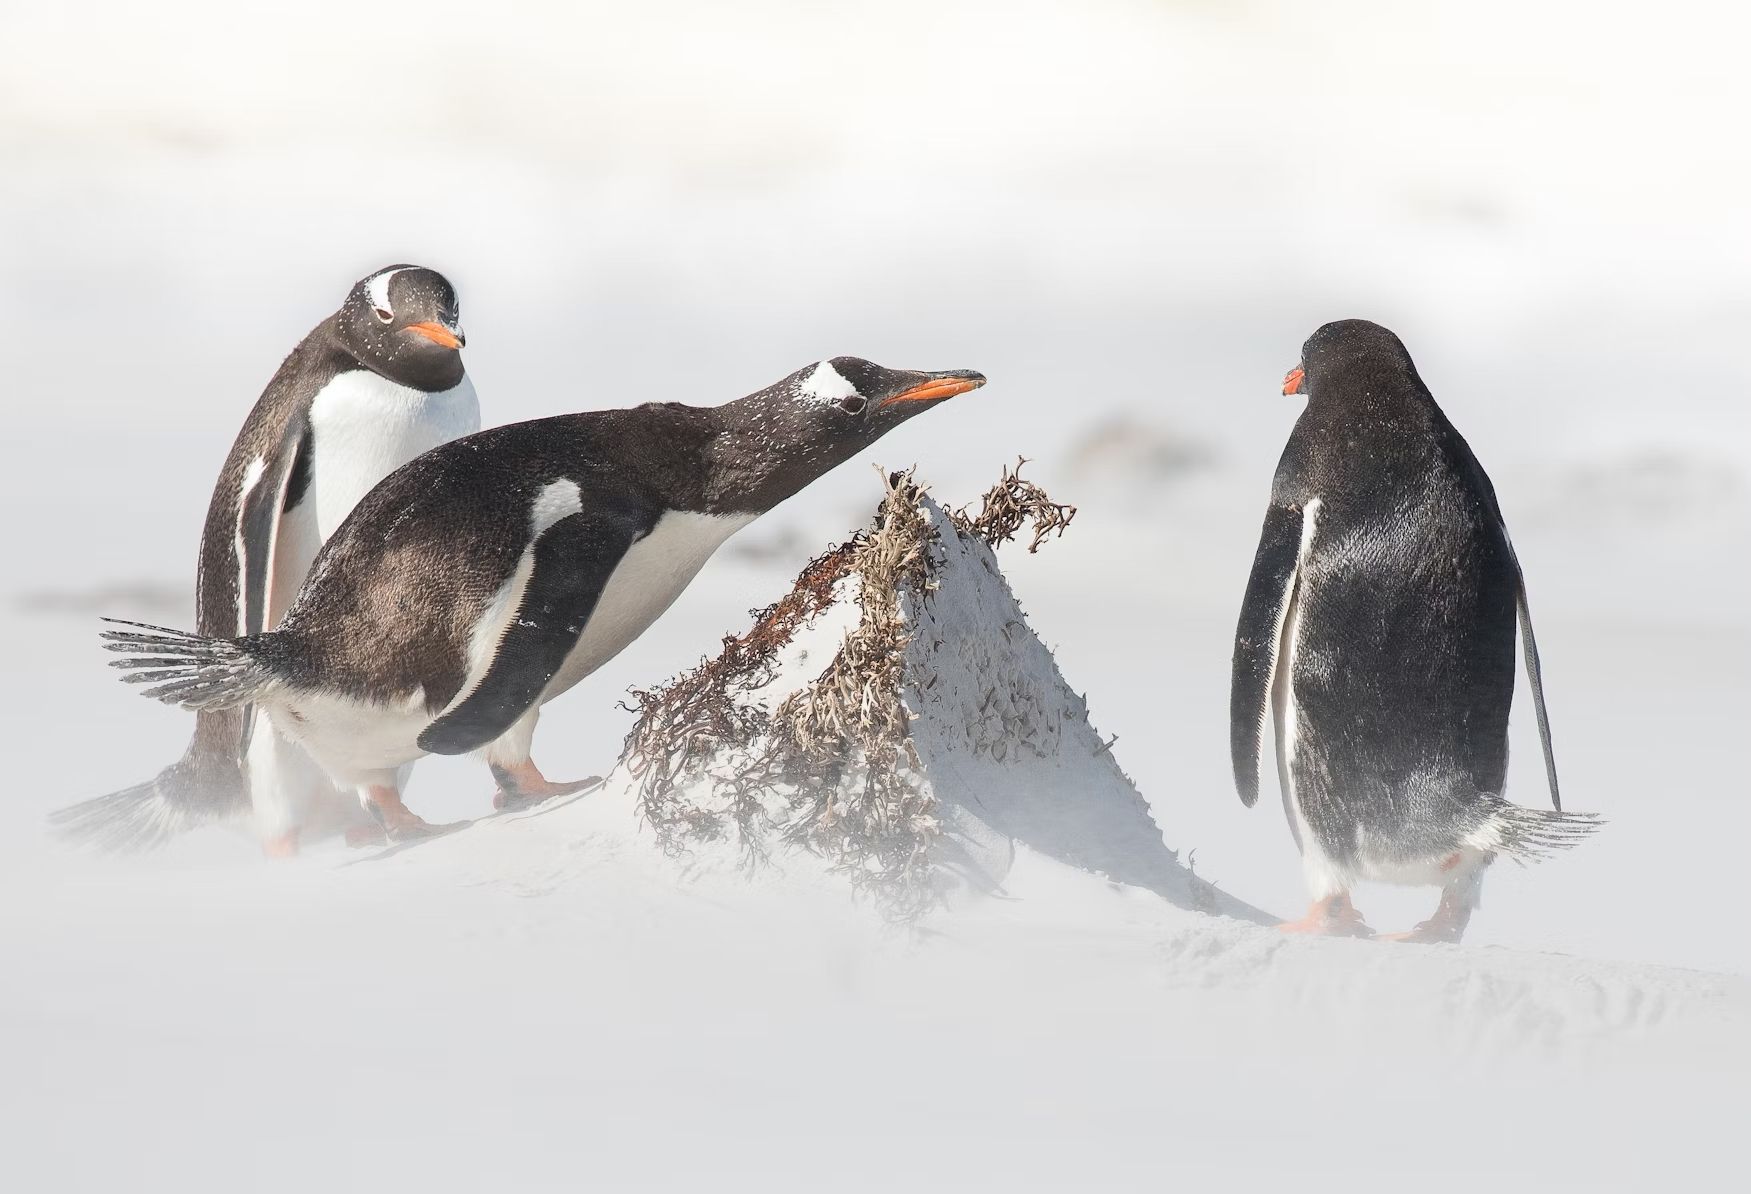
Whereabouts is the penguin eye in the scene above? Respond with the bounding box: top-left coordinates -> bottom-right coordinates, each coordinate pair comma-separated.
372,305 -> 394,325
837,395 -> 867,415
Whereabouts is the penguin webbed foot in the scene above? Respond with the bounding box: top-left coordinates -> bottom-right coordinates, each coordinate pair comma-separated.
345,823 -> 389,850
1378,885 -> 1475,945
363,786 -> 458,843
1378,920 -> 1467,945
1278,892 -> 1375,938
489,760 -> 605,811
260,830 -> 301,860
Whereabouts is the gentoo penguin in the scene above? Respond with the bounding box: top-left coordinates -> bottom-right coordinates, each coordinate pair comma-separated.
55,265 -> 584,855
1229,320 -> 1598,943
100,357 -> 986,841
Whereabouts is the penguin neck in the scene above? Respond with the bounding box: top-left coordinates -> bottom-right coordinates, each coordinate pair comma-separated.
698,392 -> 859,517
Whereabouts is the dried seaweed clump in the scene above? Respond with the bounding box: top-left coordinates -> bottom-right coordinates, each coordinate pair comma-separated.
620,538 -> 859,847
621,464 -> 1072,915
770,469 -> 939,910
949,458 -> 1076,552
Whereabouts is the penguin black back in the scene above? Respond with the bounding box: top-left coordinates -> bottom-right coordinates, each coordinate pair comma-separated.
1245,320 -> 1524,839
1229,320 -> 1593,941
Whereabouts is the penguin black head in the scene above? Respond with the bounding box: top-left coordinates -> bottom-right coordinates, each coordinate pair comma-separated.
712,357 -> 986,512
1282,319 -> 1421,399
773,356 -> 986,459
333,265 -> 467,392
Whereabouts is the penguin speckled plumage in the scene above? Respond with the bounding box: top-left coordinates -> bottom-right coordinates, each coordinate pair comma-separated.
100,357 -> 986,841
1230,319 -> 1599,943
54,265 -> 585,855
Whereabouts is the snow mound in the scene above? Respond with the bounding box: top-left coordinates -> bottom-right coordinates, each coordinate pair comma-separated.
619,464 -> 1267,921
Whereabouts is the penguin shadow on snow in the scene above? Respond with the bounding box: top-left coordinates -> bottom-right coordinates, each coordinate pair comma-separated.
339,780 -> 606,865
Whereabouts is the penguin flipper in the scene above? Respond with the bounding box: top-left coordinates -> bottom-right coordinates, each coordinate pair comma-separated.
236,420 -> 311,638
417,511 -> 638,757
1230,502 -> 1305,808
1445,429 -> 1562,812
1507,545 -> 1562,813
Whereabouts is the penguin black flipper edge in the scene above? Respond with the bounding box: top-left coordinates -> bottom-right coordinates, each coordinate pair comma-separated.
1508,542 -> 1562,812
1450,426 -> 1563,813
417,509 -> 640,757
1229,501 -> 1306,808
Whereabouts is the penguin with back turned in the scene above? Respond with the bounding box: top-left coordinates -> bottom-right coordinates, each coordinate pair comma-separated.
99,357 -> 986,841
54,265 -> 586,855
1230,319 -> 1598,943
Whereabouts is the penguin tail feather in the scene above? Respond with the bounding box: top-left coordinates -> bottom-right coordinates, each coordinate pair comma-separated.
99,618 -> 278,712
51,709 -> 252,853
50,768 -> 229,852
1477,800 -> 1603,863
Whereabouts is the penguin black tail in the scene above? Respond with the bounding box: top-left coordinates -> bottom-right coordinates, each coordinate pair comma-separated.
50,760 -> 241,851
99,619 -> 280,712
1479,800 -> 1604,863
50,712 -> 251,852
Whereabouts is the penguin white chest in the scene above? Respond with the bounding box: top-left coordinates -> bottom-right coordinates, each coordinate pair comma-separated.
543,510 -> 756,699
306,370 -> 480,539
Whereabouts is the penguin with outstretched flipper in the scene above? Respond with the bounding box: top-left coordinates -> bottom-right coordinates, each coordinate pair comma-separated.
100,358 -> 986,842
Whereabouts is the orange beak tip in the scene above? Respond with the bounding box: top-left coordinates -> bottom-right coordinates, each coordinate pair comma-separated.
406,321 -> 462,351
1282,366 -> 1305,396
879,375 -> 987,407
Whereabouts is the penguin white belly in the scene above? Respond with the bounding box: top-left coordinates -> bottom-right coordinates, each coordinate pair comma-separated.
543,510 -> 756,701
307,371 -> 480,539
269,689 -> 434,787
1362,846 -> 1489,888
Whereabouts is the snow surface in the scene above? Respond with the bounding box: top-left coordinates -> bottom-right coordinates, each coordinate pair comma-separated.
3,1 -> 1749,1188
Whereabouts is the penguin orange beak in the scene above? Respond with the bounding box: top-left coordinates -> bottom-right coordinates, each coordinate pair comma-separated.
406,322 -> 463,350
880,374 -> 987,407
1282,365 -> 1305,396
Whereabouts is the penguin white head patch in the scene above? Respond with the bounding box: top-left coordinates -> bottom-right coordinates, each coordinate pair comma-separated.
366,268 -> 409,322
796,360 -> 861,404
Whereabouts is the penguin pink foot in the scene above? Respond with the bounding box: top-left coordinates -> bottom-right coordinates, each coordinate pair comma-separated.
345,823 -> 389,849
364,785 -> 450,842
490,760 -> 604,811
1278,892 -> 1374,938
1379,884 -> 1475,945
260,830 -> 300,859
